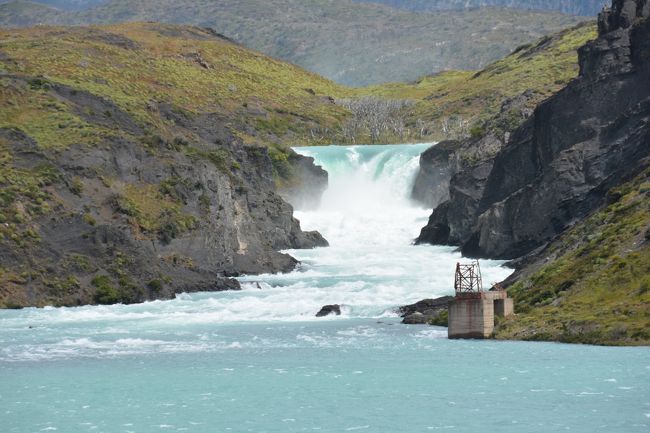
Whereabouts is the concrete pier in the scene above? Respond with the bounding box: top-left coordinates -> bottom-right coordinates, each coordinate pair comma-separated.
447,260 -> 514,339
448,291 -> 513,339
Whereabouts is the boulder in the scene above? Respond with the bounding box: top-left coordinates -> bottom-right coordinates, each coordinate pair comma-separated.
316,304 -> 341,317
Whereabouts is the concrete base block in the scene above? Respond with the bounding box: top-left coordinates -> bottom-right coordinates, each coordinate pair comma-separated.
448,298 -> 494,339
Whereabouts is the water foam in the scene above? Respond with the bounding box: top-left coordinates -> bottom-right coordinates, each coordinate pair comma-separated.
240,143 -> 511,319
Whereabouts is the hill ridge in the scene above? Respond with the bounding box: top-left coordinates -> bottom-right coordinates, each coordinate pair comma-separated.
0,0 -> 585,86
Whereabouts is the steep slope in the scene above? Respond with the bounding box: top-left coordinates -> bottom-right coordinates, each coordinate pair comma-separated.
0,23 -> 339,308
0,0 -> 584,86
353,0 -> 605,16
417,0 -> 649,259
363,22 -> 596,148
494,169 -> 650,345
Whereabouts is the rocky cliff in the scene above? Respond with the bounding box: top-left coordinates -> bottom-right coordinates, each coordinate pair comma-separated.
416,0 -> 650,260
0,23 -> 335,308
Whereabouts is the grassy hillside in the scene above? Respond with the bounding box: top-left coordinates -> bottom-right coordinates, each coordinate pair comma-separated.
0,23 -> 353,156
494,168 -> 650,345
356,21 -> 597,142
0,19 -> 600,151
0,19 -> 595,147
0,0 -> 584,86
0,1 -> 64,25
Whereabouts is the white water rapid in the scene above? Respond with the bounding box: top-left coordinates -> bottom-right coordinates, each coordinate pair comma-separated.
235,143 -> 512,320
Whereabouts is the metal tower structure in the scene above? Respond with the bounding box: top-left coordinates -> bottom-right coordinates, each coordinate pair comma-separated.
454,260 -> 483,294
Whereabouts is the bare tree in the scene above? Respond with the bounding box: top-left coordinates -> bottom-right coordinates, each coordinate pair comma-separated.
336,97 -> 414,143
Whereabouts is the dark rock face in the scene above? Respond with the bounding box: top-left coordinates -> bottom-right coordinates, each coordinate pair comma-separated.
0,77 -> 328,308
398,296 -> 453,316
316,304 -> 341,317
411,91 -> 537,210
278,152 -> 328,211
417,0 -> 650,259
414,131 -> 513,245
411,141 -> 459,208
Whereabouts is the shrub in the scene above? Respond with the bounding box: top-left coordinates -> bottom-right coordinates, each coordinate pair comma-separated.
109,194 -> 139,217
147,279 -> 163,294
28,77 -> 50,90
199,193 -> 211,212
2,301 -> 24,309
638,276 -> 650,295
92,275 -> 121,304
92,274 -> 144,305
428,310 -> 448,327
469,124 -> 486,138
158,212 -> 197,244
82,213 -> 96,226
70,177 -> 84,195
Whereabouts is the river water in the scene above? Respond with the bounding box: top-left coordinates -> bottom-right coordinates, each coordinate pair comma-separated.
1,143 -> 648,433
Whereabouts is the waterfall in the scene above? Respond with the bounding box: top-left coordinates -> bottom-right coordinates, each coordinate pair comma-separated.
235,143 -> 511,320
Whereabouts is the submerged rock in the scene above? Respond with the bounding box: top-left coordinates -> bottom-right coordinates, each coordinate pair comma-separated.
402,312 -> 429,324
316,304 -> 341,317
398,296 -> 452,326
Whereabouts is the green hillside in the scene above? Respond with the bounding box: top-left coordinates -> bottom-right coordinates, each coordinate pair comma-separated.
0,0 -> 584,86
361,21 -> 597,141
0,19 -> 596,149
0,22 -> 353,154
339,21 -> 596,143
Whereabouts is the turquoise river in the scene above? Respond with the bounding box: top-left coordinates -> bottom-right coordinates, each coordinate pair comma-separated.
1,144 -> 648,433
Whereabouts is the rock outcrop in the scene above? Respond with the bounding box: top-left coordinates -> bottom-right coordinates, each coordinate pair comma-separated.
411,91 -> 538,209
417,0 -> 650,259
0,23 -> 343,308
278,153 -> 328,210
0,76 -> 327,308
411,141 -> 459,208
